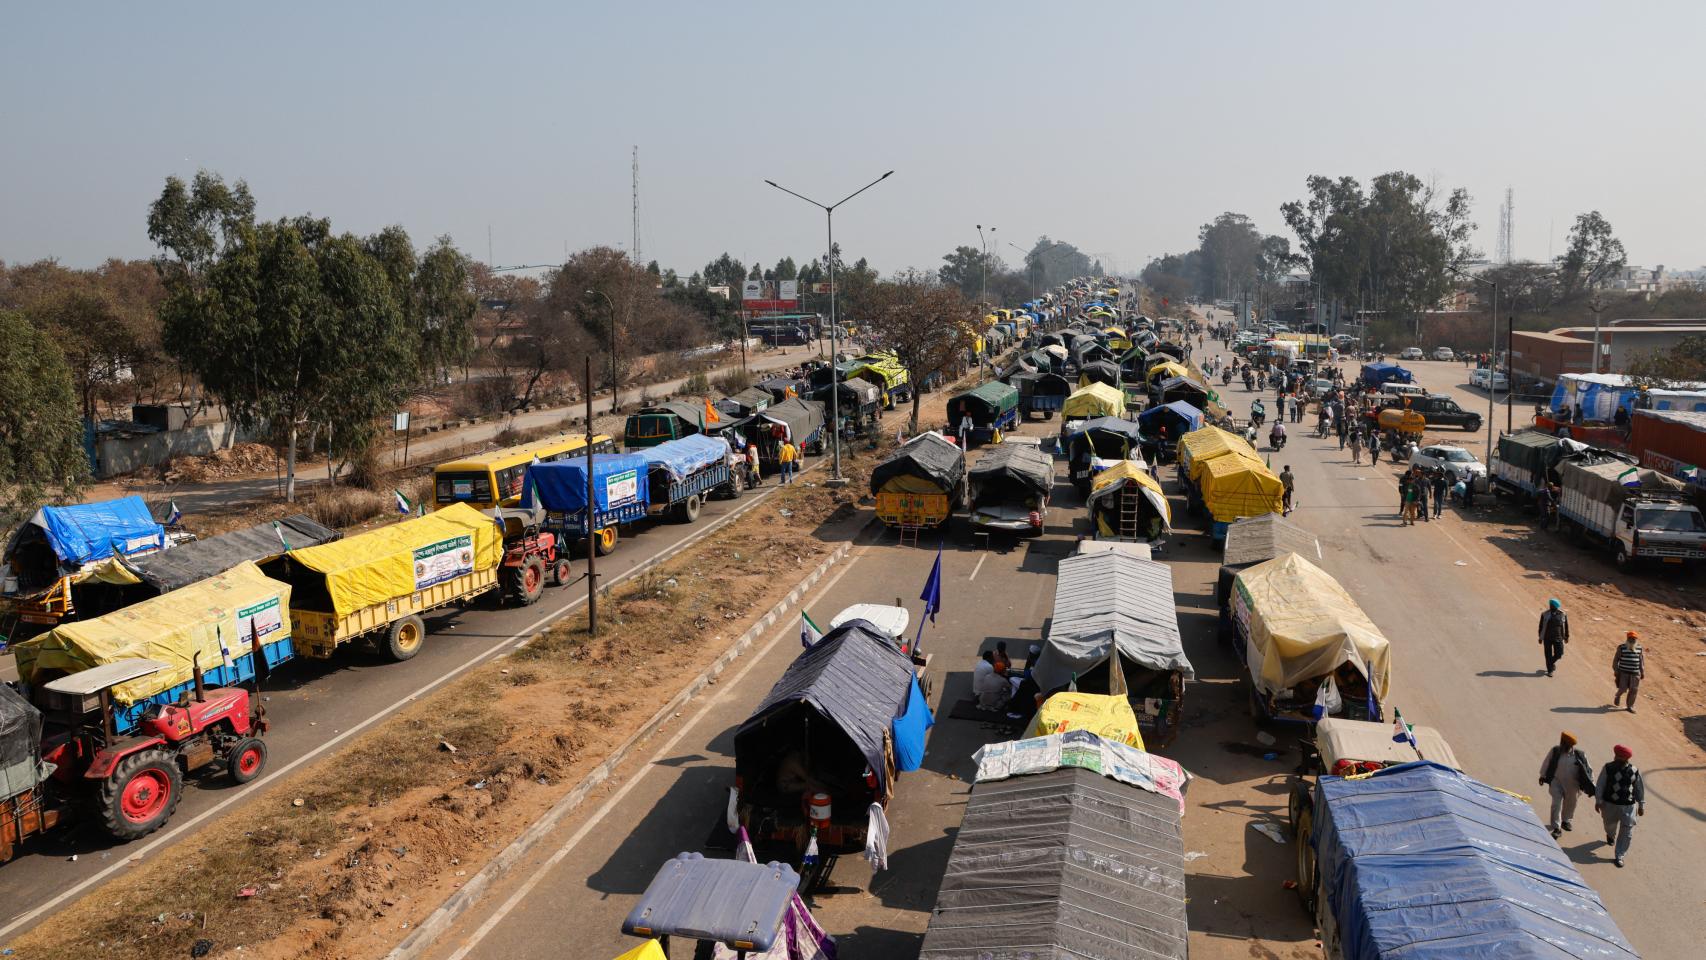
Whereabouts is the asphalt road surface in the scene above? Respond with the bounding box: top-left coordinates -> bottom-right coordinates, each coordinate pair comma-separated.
419,351 -> 1703,959
0,450 -> 828,941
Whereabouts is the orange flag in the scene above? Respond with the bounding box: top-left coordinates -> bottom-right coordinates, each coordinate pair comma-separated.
703,397 -> 721,425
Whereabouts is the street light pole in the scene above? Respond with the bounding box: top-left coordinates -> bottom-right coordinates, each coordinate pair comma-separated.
765,170 -> 895,486
586,288 -> 619,413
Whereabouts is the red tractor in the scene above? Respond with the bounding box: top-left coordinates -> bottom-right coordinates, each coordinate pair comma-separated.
492,508 -> 571,607
36,656 -> 268,840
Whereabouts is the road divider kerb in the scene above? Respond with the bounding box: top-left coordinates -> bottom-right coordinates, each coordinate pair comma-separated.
385,539 -> 853,960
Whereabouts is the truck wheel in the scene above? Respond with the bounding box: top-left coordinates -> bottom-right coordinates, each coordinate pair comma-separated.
100,749 -> 183,840
679,494 -> 703,523
1615,545 -> 1633,571
227,737 -> 268,784
595,526 -> 619,556
1295,803 -> 1318,914
548,557 -> 572,587
508,556 -> 545,605
384,614 -> 427,662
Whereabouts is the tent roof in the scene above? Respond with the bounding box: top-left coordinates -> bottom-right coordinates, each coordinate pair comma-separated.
968,441 -> 1054,498
621,853 -> 797,952
1315,762 -> 1637,960
735,621 -> 915,792
918,766 -> 1188,960
870,431 -> 965,496
1233,552 -> 1390,699
1068,416 -> 1145,444
122,514 -> 338,593
1138,401 -> 1205,433
10,496 -> 164,568
1223,513 -> 1321,567
952,380 -> 1019,414
756,397 -> 826,441
1035,550 -> 1191,689
1061,382 -> 1125,419
641,434 -> 730,483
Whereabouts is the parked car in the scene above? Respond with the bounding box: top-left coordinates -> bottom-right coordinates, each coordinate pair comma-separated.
1469,367 -> 1509,391
1410,444 -> 1486,482
1432,346 -> 1455,361
1398,347 -> 1424,361
1367,394 -> 1483,432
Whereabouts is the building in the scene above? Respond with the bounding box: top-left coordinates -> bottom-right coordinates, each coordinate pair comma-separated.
1604,322 -> 1706,372
1509,329 -> 1599,390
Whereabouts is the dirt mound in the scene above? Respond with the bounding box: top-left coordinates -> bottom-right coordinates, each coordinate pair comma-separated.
164,443 -> 279,483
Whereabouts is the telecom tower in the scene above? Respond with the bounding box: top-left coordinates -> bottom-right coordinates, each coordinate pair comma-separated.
631,146 -> 641,264
1496,187 -> 1515,264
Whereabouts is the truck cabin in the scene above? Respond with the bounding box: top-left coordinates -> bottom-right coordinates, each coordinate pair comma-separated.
622,402 -> 715,451
1627,499 -> 1706,534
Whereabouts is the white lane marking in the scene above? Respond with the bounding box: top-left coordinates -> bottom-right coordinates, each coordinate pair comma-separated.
441,547 -> 872,960
0,464 -> 812,941
968,553 -> 988,581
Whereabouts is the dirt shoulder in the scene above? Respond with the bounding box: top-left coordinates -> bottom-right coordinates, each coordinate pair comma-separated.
12,457 -> 878,960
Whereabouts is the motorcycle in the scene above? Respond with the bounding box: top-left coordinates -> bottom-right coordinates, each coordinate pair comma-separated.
1270,428 -> 1287,451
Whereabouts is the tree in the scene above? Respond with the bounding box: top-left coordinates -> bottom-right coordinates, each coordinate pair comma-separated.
1023,237 -> 1092,291
0,310 -> 88,526
1140,253 -> 1197,307
1196,213 -> 1263,301
1558,211 -> 1627,300
938,245 -> 994,300
855,271 -> 982,433
1624,335 -> 1706,388
409,237 -> 478,382
699,253 -> 746,289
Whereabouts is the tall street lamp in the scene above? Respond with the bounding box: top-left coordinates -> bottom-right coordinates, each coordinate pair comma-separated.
585,288 -> 619,413
976,224 -> 996,307
1444,264 -> 1499,465
765,170 -> 895,485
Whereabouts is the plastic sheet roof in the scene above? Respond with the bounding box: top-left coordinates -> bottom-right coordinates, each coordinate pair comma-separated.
1034,549 -> 1192,691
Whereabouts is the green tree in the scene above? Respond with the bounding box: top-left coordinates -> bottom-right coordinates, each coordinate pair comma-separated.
1624,335 -> 1706,388
699,253 -> 746,289
0,310 -> 89,525
772,257 -> 797,281
938,245 -> 993,299
1557,211 -> 1627,300
856,271 -> 982,433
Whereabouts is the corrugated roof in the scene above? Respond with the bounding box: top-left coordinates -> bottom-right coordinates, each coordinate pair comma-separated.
1034,551 -> 1191,690
1636,408 -> 1706,432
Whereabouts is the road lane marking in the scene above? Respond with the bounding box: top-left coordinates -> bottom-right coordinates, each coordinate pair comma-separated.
968,553 -> 988,581
440,546 -> 873,960
0,460 -> 818,942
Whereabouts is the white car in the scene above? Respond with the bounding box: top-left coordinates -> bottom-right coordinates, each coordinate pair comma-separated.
1410,444 -> 1486,482
1469,368 -> 1509,391
1399,347 -> 1425,360
1432,347 -> 1455,361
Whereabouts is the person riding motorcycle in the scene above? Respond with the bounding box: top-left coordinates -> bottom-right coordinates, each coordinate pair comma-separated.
1222,367 -> 1233,386
1270,420 -> 1287,450
1250,399 -> 1266,429
1242,368 -> 1254,390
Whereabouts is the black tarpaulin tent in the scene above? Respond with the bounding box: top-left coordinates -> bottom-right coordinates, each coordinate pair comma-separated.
968,442 -> 1053,502
918,766 -> 1188,960
870,432 -> 965,497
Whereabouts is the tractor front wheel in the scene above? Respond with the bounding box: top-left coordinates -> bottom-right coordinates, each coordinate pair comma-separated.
384,614 -> 427,662
227,737 -> 268,784
100,749 -> 183,840
548,557 -> 572,587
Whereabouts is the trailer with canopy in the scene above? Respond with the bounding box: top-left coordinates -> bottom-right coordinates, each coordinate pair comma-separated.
1199,454 -> 1285,541
947,381 -> 1019,446
1136,400 -> 1203,463
1063,416 -> 1145,496
1086,462 -> 1171,546
967,442 -> 1053,537
870,432 -> 965,530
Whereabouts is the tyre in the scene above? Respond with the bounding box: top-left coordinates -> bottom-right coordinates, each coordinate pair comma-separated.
1615,544 -> 1633,572
679,493 -> 703,523
548,557 -> 572,587
100,748 -> 183,840
1465,419 -> 1482,432
384,614 -> 426,662
227,737 -> 268,784
1294,803 -> 1318,914
506,556 -> 545,605
595,526 -> 619,556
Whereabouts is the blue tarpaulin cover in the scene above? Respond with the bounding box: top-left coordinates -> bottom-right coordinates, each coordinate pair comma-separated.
30,496 -> 164,566
1139,401 -> 1205,434
1313,761 -> 1638,960
891,674 -> 934,772
523,454 -> 650,514
642,434 -> 729,483
1360,362 -> 1414,386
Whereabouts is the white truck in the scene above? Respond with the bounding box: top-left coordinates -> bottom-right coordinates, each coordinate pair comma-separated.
1557,458 -> 1706,571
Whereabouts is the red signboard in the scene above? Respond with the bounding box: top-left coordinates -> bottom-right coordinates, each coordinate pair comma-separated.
739,299 -> 799,311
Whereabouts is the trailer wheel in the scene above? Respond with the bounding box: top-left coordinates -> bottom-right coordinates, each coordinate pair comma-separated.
227,737 -> 268,784
1294,802 -> 1318,914
548,557 -> 572,587
507,556 -> 545,605
384,614 -> 426,662
100,749 -> 182,840
679,494 -> 703,523
595,526 -> 619,556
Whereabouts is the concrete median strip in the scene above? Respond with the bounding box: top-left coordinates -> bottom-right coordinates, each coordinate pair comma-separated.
385,539 -> 853,960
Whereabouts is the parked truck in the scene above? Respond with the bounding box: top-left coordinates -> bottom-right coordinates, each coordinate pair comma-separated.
638,434 -> 737,523
1557,459 -> 1706,570
1490,428 -> 1584,499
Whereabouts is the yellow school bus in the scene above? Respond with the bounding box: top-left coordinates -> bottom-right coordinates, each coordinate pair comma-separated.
432,433 -> 616,510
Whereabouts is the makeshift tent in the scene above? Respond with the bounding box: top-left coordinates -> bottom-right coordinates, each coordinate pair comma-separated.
717,386 -> 773,417
1560,458 -> 1686,503
1231,552 -> 1391,701
1033,548 -> 1191,695
754,377 -> 802,403
1158,376 -> 1209,408
755,398 -> 826,444
734,621 -> 915,799
1313,762 -> 1637,960
1077,359 -> 1121,388
640,434 -> 729,483
947,381 -> 1018,427
621,853 -> 799,956
1023,692 -> 1143,748
812,376 -> 880,412
1066,416 -> 1144,459
969,442 -> 1053,501
1060,382 -> 1125,420
918,765 -> 1188,960
0,684 -> 45,801
1199,454 -> 1285,523
1137,400 -> 1204,439
1217,512 -> 1322,604
1177,425 -> 1261,486
870,432 -> 965,497
4,496 -> 165,592
1087,462 -> 1171,539
104,514 -> 338,595
523,453 -> 651,515
1359,361 -> 1412,386
1495,429 -> 1584,492
260,503 -> 500,620
1070,340 -> 1114,367
16,561 -> 293,714
1145,360 -> 1192,387
1315,717 -> 1459,773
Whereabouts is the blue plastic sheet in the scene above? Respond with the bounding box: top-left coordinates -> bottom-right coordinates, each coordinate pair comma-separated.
890,674 -> 934,772
523,454 -> 650,513
1138,401 -> 1204,434
34,496 -> 163,566
642,434 -> 729,483
1360,362 -> 1413,385
1314,762 -> 1638,960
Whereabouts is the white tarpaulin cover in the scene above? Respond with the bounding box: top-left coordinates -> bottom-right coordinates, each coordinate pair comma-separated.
1032,550 -> 1192,694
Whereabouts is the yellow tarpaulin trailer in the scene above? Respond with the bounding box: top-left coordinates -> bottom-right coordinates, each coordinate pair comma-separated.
1023,692 -> 1144,750
1087,461 -> 1171,539
1060,382 -> 1125,420
259,503 -> 500,661
1199,455 -> 1285,523
1230,552 -> 1391,702
1177,426 -> 1261,486
1145,360 -> 1192,387
14,561 -> 291,725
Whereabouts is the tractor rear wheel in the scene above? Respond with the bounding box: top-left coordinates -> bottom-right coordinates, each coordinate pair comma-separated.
100,748 -> 183,840
508,556 -> 545,605
384,614 -> 426,662
227,737 -> 268,784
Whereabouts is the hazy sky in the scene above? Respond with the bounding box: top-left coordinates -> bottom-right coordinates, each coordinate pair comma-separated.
5,1 -> 1704,278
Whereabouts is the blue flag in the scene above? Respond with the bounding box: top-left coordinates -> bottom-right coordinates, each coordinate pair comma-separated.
920,544 -> 943,624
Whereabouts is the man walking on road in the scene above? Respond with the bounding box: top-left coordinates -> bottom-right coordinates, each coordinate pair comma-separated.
778,440 -> 798,484
1415,474 -> 1430,522
1539,598 -> 1569,676
1431,469 -> 1448,519
1348,428 -> 1362,464
1280,465 -> 1295,515
1612,631 -> 1645,713
1538,731 -> 1594,838
1595,745 -> 1645,867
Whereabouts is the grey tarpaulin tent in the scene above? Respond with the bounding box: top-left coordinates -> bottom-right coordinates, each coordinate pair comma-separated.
968,442 -> 1053,502
1218,512 -> 1323,607
918,766 -> 1188,960
1032,549 -> 1192,693
0,684 -> 45,799
125,514 -> 339,594
756,398 -> 826,445
870,432 -> 965,498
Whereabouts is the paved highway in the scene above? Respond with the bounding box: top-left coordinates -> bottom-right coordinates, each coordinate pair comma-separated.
416,344 -> 1703,959
0,450 -> 828,941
